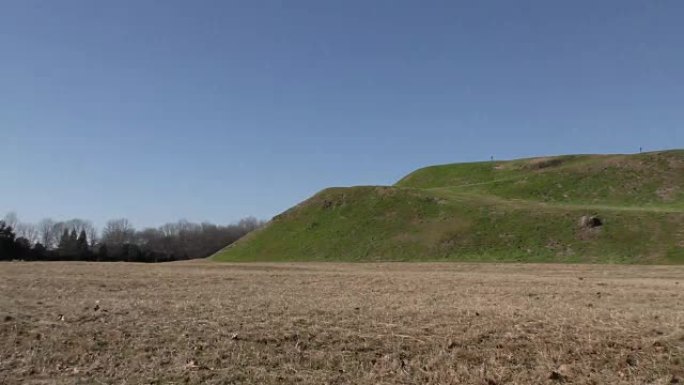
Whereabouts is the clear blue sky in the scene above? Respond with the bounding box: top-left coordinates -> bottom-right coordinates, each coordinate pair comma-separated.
2,1 -> 682,228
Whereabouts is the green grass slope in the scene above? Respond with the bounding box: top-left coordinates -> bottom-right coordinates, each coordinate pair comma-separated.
213,150 -> 684,263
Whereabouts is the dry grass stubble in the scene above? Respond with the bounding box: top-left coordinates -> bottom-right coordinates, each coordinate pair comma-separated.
0,262 -> 683,384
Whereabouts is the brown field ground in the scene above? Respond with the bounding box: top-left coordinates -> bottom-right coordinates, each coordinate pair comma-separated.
1,261 -> 683,384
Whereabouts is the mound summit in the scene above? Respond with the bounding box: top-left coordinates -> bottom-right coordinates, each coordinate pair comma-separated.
213,150 -> 684,263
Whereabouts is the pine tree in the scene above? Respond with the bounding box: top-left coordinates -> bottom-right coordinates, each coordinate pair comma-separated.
77,230 -> 89,259
98,244 -> 108,262
57,229 -> 71,256
69,230 -> 78,259
0,221 -> 17,260
57,229 -> 80,259
69,229 -> 78,246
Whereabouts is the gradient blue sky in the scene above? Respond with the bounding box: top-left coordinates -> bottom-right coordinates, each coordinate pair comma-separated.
2,1 -> 683,228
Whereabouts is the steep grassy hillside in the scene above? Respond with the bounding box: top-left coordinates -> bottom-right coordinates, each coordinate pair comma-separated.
214,150 -> 684,263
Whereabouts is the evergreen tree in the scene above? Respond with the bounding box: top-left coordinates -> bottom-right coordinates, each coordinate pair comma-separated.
69,229 -> 78,248
69,230 -> 78,259
58,229 -> 70,253
77,230 -> 89,258
0,221 -> 17,260
58,229 -> 80,258
97,244 -> 108,262
32,243 -> 47,260
14,237 -> 31,259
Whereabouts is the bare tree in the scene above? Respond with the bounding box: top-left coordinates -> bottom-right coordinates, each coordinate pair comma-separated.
47,219 -> 97,247
2,213 -> 44,246
160,223 -> 178,238
15,222 -> 39,246
38,218 -> 57,248
51,221 -> 69,248
102,218 -> 135,245
2,212 -> 19,230
86,225 -> 99,247
63,219 -> 92,235
238,217 -> 261,232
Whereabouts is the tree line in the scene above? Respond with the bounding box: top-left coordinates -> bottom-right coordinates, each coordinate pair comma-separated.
0,212 -> 264,262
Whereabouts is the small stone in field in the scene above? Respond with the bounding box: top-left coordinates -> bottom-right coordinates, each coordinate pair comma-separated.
550,364 -> 571,381
549,370 -> 565,381
626,355 -> 638,366
231,333 -> 239,340
3,315 -> 13,322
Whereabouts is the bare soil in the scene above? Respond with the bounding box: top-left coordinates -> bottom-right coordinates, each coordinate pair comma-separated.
1,261 -> 683,384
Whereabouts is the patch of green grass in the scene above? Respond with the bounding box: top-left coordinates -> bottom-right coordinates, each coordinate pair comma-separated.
213,150 -> 684,263
666,247 -> 684,263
